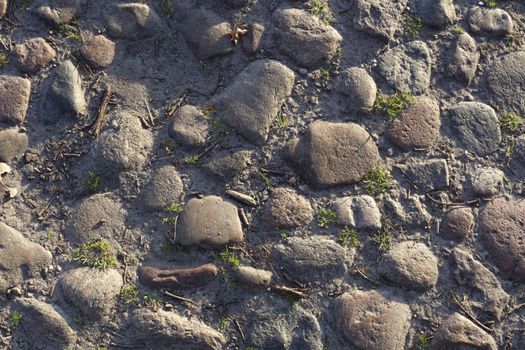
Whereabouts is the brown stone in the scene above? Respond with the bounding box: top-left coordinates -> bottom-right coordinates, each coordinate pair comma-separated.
429,313 -> 497,350
13,38 -> 56,73
0,76 -> 31,124
80,35 -> 116,68
138,263 -> 218,289
263,187 -> 314,229
0,128 -> 29,162
440,207 -> 475,241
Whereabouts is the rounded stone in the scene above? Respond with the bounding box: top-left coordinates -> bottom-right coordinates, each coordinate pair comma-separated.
471,167 -> 504,196
263,187 -> 314,229
468,7 -> 513,35
106,3 -> 162,40
236,266 -> 272,288
80,35 -> 116,69
451,33 -> 479,84
0,77 -> 31,125
429,313 -> 497,350
141,165 -> 183,211
0,128 -> 29,162
487,51 -> 525,115
241,23 -> 265,56
13,38 -> 56,73
168,105 -> 208,149
333,195 -> 382,229
337,67 -> 377,112
416,0 -> 456,27
439,207 -> 475,241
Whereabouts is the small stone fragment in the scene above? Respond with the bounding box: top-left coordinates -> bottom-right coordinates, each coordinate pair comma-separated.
36,0 -> 83,26
416,0 -> 456,27
353,0 -> 408,41
429,313 -> 497,350
225,189 -> 257,207
397,159 -> 449,193
203,149 -> 252,181
333,195 -> 381,229
13,38 -> 56,74
80,35 -> 116,69
0,128 -> 29,162
142,165 -> 184,211
168,105 -> 208,149
439,207 -> 475,241
487,51 -> 525,115
263,187 -> 314,229
471,167 -> 504,196
241,23 -> 265,56
0,76 -> 31,125
106,3 -> 162,40
337,67 -> 377,112
236,266 -> 272,288
138,263 -> 218,289
468,6 -> 513,35
451,33 -> 479,83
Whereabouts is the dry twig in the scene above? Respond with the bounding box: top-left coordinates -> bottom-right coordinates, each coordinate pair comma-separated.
89,86 -> 112,137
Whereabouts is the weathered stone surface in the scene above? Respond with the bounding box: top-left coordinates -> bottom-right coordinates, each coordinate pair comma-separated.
0,223 -> 52,292
449,102 -> 501,156
168,105 -> 208,149
236,266 -> 272,288
241,23 -> 265,56
36,0 -> 82,26
176,196 -> 243,247
138,263 -> 218,289
487,51 -> 525,115
0,0 -> 6,17
142,165 -> 184,211
127,309 -> 226,349
0,76 -> 31,125
337,67 -> 377,112
0,128 -> 28,162
397,159 -> 449,193
377,41 -> 432,95
479,198 -> 525,281
353,0 -> 408,41
203,149 -> 252,181
440,207 -> 475,241
333,195 -> 381,229
471,167 -> 504,196
272,236 -> 350,283
106,3 -> 162,40
451,33 -> 479,83
80,35 -> 115,69
272,8 -> 342,68
58,267 -> 122,320
331,290 -> 411,350
385,194 -> 432,227
468,7 -> 513,35
14,38 -> 55,74
380,241 -> 438,290
11,298 -> 77,350
285,121 -> 381,188
213,59 -> 294,144
263,187 -> 314,229
416,0 -> 456,27
387,97 -> 441,150
429,313 -> 497,350
450,248 -> 509,320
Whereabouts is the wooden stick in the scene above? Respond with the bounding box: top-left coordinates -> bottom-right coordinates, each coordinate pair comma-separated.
273,285 -> 306,298
89,86 -> 112,137
36,194 -> 58,220
144,99 -> 155,126
449,291 -> 492,333
234,319 -> 246,341
164,290 -> 196,305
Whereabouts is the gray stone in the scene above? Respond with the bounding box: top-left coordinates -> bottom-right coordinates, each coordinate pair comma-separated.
479,198 -> 525,281
285,121 -> 381,188
272,236 -> 350,283
142,165 -> 184,211
439,207 -> 475,241
487,51 -> 525,115
515,134 -> 525,162
11,298 -> 77,350
272,8 -> 342,69
0,0 -> 6,17
416,0 -> 456,27
203,149 -> 252,181
331,290 -> 411,350
106,3 -> 162,40
353,0 -> 408,41
176,196 -> 243,247
138,263 -> 218,289
213,59 -> 294,144
333,195 -> 381,229
450,248 -> 509,320
14,38 -> 56,74
337,67 -> 377,112
397,159 -> 449,193
168,105 -> 208,149
236,266 -> 272,288
384,194 -> 432,227
468,6 -> 513,35
36,0 -> 83,26
387,97 -> 441,150
471,167 -> 504,196
241,23 -> 265,56
127,309 -> 225,350
263,187 -> 314,229
0,128 -> 28,163
0,223 -> 52,292
380,241 -> 438,290
449,102 -> 501,156
0,76 -> 31,125
58,267 -> 122,321
80,35 -> 115,69
451,33 -> 479,83
429,313 -> 497,350
377,41 -> 432,95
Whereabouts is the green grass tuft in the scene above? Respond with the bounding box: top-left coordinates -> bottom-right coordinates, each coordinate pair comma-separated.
374,92 -> 415,121
317,208 -> 337,228
339,226 -> 360,248
219,246 -> 240,269
73,240 -> 116,270
363,166 -> 393,196
120,284 -> 139,304
405,16 -> 424,37
499,111 -> 524,133
83,171 -> 101,191
9,311 -> 22,328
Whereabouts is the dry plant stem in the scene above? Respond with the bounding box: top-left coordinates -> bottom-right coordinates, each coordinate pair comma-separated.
449,291 -> 492,333
164,290 -> 196,305
89,85 -> 112,137
273,285 -> 306,298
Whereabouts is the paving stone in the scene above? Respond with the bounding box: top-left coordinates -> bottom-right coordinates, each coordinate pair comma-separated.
380,241 -> 438,290
141,165 -> 184,211
272,236 -> 350,283
471,167 -> 504,196
168,105 -> 208,149
241,23 -> 265,56
203,149 -> 252,181
106,3 -> 162,40
0,128 -> 28,163
285,121 -> 381,188
0,0 -> 6,17
439,207 -> 475,241
127,308 -> 225,349
213,59 -> 294,145
333,195 -> 381,229
387,97 -> 441,150
331,290 -> 411,350
397,159 -> 449,193
384,194 -> 432,227
0,76 -> 30,125
11,298 -> 77,350
479,198 -> 525,281
429,313 -> 497,350
377,41 -> 432,95
80,35 -> 115,69
451,33 -> 479,83
272,7 -> 342,68
263,187 -> 314,229
450,248 -> 509,320
468,6 -> 513,35
58,267 -> 123,321
13,38 -> 56,74
487,51 -> 525,115
449,102 -> 501,156
236,266 -> 272,289
138,263 -> 218,289
36,0 -> 83,26
0,222 -> 52,292
353,0 -> 408,41
415,0 -> 456,27
337,67 -> 377,112
176,195 -> 243,247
